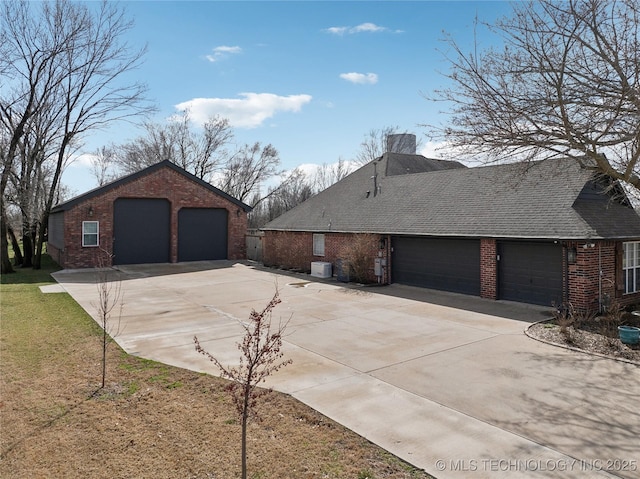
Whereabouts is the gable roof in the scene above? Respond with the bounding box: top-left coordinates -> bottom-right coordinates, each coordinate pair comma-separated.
51,160 -> 252,213
263,154 -> 640,240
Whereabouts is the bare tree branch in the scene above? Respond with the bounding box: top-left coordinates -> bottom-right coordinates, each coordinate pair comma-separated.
194,289 -> 291,479
426,0 -> 640,191
1,0 -> 153,271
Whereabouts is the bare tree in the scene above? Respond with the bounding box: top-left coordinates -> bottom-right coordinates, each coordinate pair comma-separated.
248,159 -> 355,228
92,249 -> 124,390
427,0 -> 640,190
311,158 -> 353,192
0,0 -> 63,273
114,112 -> 233,182
338,233 -> 379,284
6,104 -> 59,267
191,114 -> 234,180
1,0 -> 152,272
354,126 -> 422,165
194,290 -> 292,479
248,168 -> 313,227
90,145 -> 118,187
217,142 -> 282,205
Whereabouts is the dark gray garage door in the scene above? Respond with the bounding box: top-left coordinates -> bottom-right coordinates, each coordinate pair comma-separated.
392,237 -> 481,295
178,208 -> 228,262
113,198 -> 170,265
498,241 -> 562,306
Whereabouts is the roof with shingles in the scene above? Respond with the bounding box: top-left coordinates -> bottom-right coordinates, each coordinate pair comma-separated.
51,160 -> 252,213
262,154 -> 640,240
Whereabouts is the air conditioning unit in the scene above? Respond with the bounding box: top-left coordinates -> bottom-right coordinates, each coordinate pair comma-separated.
311,261 -> 332,279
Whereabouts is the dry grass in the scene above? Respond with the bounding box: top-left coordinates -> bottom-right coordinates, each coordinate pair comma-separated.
0,256 -> 432,479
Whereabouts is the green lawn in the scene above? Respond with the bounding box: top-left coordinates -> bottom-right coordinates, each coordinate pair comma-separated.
1,255 -> 102,374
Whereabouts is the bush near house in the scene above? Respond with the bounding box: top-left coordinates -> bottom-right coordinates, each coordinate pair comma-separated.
338,233 -> 380,284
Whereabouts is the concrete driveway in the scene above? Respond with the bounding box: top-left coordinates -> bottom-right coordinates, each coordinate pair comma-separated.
51,261 -> 640,479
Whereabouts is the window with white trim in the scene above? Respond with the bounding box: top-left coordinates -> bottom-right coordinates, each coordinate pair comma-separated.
313,234 -> 325,256
82,221 -> 99,247
623,241 -> 640,294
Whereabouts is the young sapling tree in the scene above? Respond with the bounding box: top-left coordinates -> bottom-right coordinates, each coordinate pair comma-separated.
92,249 -> 124,390
194,289 -> 292,479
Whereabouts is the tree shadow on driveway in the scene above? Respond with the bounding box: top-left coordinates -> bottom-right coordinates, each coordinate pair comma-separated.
498,349 -> 640,478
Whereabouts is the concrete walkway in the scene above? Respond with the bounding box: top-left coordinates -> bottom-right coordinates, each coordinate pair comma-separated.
51,261 -> 640,479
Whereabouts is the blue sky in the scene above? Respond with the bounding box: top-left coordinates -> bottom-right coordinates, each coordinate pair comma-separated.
64,0 -> 513,195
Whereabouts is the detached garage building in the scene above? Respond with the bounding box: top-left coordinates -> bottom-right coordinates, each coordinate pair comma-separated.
262,139 -> 640,311
48,160 -> 251,269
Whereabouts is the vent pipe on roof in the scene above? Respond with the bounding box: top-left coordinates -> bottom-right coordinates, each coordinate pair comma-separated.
372,162 -> 378,197
387,134 -> 416,155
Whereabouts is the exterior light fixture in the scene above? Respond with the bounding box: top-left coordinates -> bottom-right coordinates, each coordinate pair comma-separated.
567,247 -> 577,264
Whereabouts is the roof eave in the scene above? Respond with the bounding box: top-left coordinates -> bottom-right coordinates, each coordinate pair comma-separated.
51,160 -> 252,213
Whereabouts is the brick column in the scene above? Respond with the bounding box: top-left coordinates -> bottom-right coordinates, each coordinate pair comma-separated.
567,241 -> 616,311
480,238 -> 497,299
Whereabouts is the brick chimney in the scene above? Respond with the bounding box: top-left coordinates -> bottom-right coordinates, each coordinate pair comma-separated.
386,133 -> 416,155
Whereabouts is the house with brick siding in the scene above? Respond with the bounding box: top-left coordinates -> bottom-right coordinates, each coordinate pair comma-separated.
262,145 -> 640,311
48,160 -> 251,269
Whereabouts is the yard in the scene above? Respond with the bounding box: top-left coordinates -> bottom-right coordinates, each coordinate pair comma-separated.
0,256 -> 431,479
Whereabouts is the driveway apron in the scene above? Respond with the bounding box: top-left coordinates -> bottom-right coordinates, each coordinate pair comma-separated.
52,262 -> 640,479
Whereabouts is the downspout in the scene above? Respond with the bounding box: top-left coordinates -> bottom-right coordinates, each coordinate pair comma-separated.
598,243 -> 603,312
372,161 -> 378,197
386,234 -> 391,284
564,243 -> 570,307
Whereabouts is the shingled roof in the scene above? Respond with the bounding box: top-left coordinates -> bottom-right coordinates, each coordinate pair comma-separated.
51,160 -> 252,213
263,154 -> 640,240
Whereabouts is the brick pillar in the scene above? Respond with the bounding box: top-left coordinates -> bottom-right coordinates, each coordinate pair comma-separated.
568,241 -> 616,311
480,238 -> 497,299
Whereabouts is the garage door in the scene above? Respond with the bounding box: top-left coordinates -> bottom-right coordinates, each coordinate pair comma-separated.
392,237 -> 481,295
498,241 -> 562,306
113,198 -> 170,265
178,208 -> 228,262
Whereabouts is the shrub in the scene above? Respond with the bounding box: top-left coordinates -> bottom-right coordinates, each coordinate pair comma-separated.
338,234 -> 378,284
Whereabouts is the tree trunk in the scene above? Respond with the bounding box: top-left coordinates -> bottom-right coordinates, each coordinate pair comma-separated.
33,211 -> 47,270
34,134 -> 70,270
241,386 -> 250,479
7,226 -> 24,266
21,220 -> 33,268
102,325 -> 107,389
1,203 -> 15,274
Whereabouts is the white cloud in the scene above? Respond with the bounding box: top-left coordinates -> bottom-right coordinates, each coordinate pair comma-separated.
339,72 -> 378,85
325,26 -> 348,35
205,45 -> 242,62
418,140 -> 482,164
289,159 -> 356,181
324,23 -> 401,35
68,152 -> 97,167
352,22 -> 386,33
174,93 -> 313,128
294,162 -> 326,177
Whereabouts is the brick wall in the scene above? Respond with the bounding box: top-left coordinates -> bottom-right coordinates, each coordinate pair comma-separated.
262,231 -> 388,283
263,232 -> 640,309
54,166 -> 248,269
480,238 -> 497,299
574,241 -> 611,310
565,240 -> 640,311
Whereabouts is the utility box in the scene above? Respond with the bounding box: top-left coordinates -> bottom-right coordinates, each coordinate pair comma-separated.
336,259 -> 350,282
374,257 -> 386,277
311,261 -> 332,279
